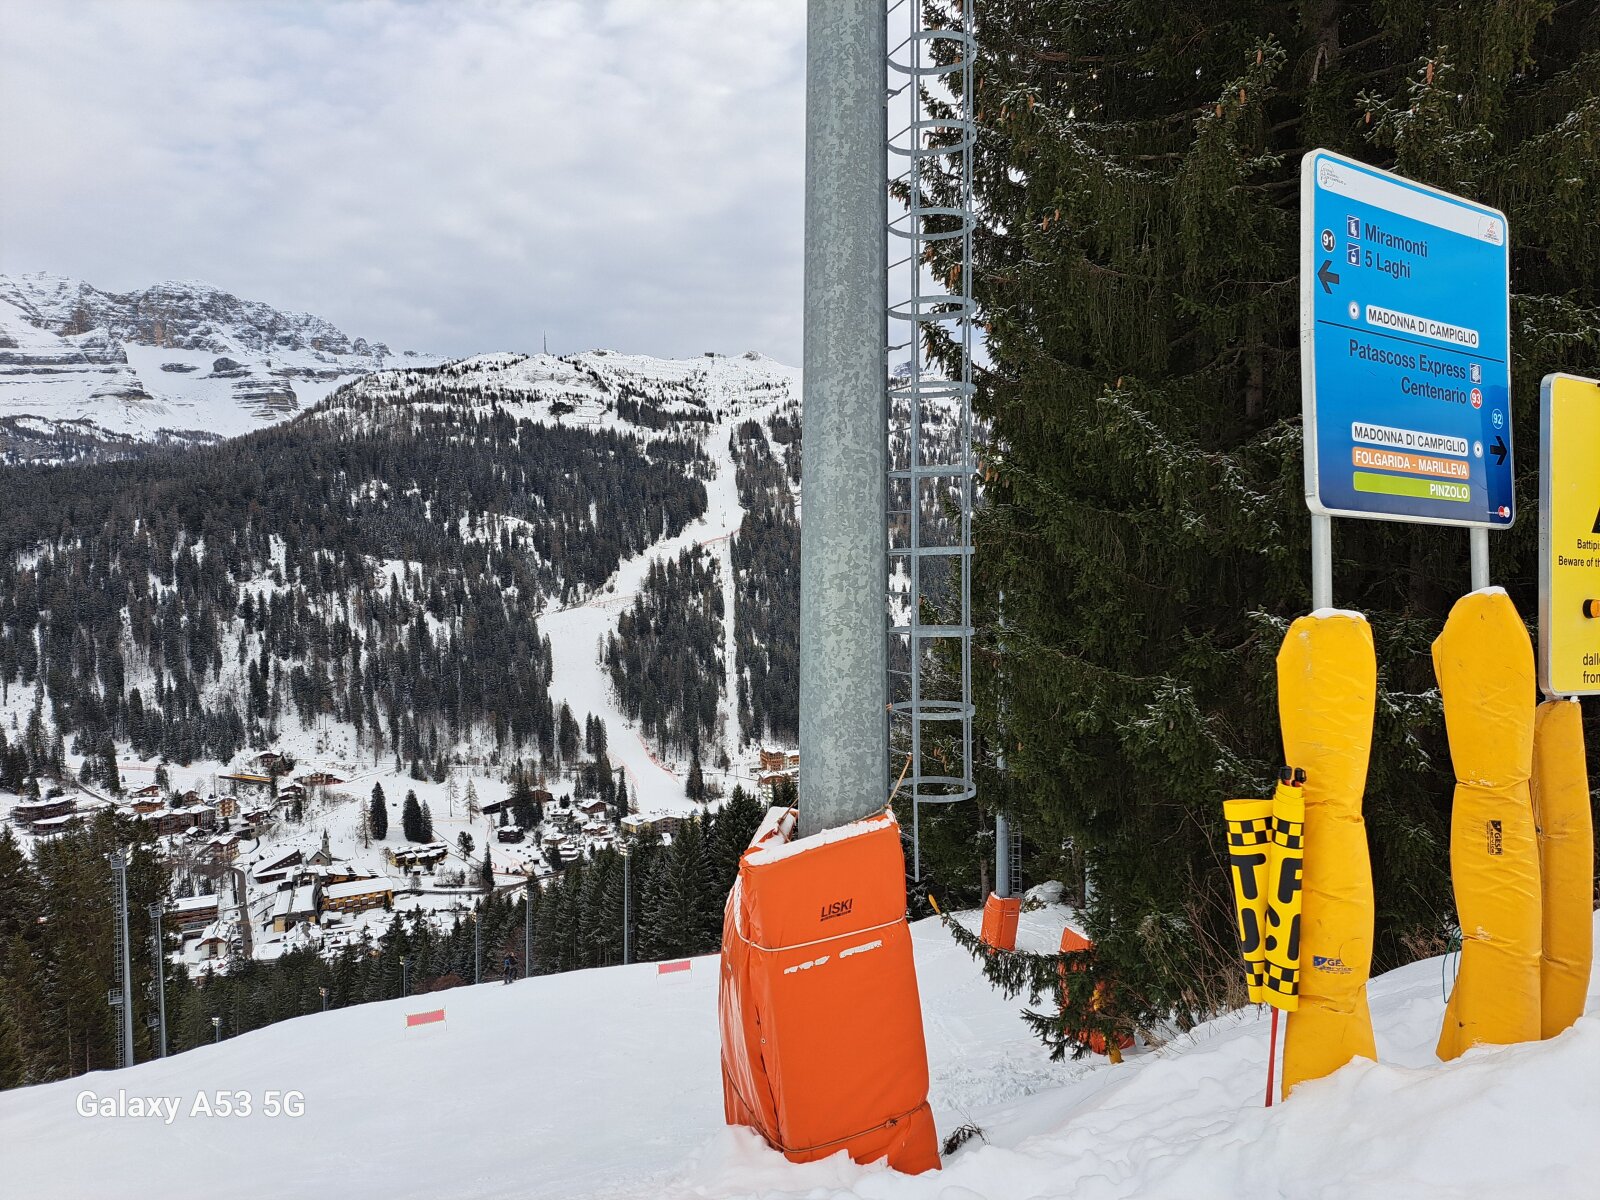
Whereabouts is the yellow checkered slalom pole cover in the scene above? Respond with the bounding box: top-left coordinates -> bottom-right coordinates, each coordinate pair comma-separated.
1263,773 -> 1306,1011
1223,797 -> 1273,1004
1226,772 -> 1305,1012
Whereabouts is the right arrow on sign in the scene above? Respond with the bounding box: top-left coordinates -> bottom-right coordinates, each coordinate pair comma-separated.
1317,259 -> 1341,294
1490,435 -> 1508,466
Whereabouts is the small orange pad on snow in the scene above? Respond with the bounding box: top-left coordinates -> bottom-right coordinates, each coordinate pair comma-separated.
657,959 -> 692,976
979,893 -> 1021,951
719,806 -> 939,1174
405,1008 -> 445,1028
1058,928 -> 1132,1058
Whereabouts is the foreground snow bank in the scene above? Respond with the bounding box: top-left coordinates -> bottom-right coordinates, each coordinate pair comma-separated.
4,906 -> 1598,1199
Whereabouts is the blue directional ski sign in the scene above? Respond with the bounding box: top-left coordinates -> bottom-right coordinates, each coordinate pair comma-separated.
1300,149 -> 1513,528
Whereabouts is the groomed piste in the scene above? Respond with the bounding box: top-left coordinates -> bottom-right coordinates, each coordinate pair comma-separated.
4,900 -> 1600,1199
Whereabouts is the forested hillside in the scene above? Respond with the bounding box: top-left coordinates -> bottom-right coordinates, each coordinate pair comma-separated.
0,366 -> 707,774
605,546 -> 725,759
729,411 -> 801,745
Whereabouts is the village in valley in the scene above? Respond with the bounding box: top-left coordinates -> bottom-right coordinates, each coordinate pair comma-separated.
3,740 -> 801,975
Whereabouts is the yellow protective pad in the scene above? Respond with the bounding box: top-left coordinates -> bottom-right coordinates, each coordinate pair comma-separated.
1263,781 -> 1305,1011
1433,590 -> 1541,1061
1224,797 -> 1273,1004
1532,699 -> 1592,1039
1278,613 -> 1378,1096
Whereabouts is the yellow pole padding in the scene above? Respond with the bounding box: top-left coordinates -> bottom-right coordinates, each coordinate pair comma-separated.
1278,613 -> 1377,1096
1532,698 -> 1592,1039
1433,590 -> 1541,1061
1224,797 -> 1273,1004
1263,779 -> 1305,1012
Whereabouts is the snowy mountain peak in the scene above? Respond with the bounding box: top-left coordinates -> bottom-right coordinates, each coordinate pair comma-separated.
0,272 -> 439,460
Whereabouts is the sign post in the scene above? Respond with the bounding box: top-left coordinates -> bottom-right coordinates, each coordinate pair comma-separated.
1300,149 -> 1513,598
1539,373 -> 1600,698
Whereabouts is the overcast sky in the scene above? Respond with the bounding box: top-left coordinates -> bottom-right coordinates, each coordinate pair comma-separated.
0,0 -> 806,362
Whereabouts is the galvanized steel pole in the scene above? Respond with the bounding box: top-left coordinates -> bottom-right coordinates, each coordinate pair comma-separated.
799,0 -> 888,837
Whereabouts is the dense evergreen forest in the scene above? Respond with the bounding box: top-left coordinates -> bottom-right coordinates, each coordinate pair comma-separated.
914,0 -> 1600,1041
0,378 -> 707,770
729,412 -> 800,745
604,547 -> 725,758
0,788 -> 771,1089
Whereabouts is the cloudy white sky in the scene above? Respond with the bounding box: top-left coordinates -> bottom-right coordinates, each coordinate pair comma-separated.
0,0 -> 806,361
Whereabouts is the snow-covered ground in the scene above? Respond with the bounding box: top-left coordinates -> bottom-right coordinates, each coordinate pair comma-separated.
5,900 -> 1597,1199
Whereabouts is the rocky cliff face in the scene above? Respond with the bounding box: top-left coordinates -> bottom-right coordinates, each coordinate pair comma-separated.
0,275 -> 396,359
0,273 -> 437,460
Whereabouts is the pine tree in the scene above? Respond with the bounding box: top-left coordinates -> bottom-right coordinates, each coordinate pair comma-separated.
685,746 -> 704,804
479,844 -> 494,894
369,783 -> 388,841
402,791 -> 423,842
954,0 -> 1600,1035
98,738 -> 120,794
421,802 -> 434,842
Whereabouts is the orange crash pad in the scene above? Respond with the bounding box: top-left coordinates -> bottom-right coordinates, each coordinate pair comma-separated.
719,806 -> 939,1174
979,893 -> 1022,951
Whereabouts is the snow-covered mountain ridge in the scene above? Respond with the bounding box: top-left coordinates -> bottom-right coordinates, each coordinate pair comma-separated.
0,272 -> 440,459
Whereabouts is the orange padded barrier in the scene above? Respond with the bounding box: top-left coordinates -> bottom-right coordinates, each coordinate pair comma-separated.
719,806 -> 939,1174
979,893 -> 1022,951
1058,927 -> 1133,1060
1533,698 -> 1593,1039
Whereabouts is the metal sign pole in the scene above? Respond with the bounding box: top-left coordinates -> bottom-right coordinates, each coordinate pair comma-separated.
1311,514 -> 1334,610
1470,527 -> 1491,592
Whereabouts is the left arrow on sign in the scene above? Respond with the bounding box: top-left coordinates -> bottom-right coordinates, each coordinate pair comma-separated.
1317,260 -> 1341,294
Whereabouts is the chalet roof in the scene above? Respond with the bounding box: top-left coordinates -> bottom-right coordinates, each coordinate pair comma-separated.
12,798 -> 73,815
219,773 -> 273,785
31,814 -> 82,829
170,894 -> 219,913
272,885 -> 318,916
323,877 -> 395,901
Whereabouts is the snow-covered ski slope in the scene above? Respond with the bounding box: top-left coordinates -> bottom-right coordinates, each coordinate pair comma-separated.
336,348 -> 804,811
536,353 -> 799,818
6,903 -> 1599,1199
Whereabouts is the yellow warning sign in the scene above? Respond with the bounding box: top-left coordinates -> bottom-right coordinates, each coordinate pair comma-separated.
1539,373 -> 1600,697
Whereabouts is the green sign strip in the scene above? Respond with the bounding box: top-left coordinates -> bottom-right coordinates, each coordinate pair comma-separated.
1352,471 -> 1471,503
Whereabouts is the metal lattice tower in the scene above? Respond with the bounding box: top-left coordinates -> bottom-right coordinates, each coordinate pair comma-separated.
885,0 -> 977,875
109,853 -> 135,1070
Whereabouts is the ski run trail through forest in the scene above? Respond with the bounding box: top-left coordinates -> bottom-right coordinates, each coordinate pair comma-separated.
540,357 -> 783,818
6,902 -> 1600,1199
